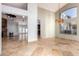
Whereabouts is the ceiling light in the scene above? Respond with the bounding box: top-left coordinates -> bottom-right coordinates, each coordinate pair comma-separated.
23,16 -> 25,18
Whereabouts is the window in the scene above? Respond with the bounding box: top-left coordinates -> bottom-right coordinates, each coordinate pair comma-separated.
61,7 -> 77,20
60,7 -> 77,35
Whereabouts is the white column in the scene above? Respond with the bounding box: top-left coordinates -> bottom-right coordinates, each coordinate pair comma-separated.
28,3 -> 38,42
0,3 -> 2,55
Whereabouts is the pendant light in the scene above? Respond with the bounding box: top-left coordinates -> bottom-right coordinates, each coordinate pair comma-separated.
56,3 -> 64,24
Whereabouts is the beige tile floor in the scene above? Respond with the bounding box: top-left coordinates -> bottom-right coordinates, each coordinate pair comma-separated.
2,37 -> 79,56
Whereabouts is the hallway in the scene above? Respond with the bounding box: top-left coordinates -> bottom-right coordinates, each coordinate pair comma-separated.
2,37 -> 79,56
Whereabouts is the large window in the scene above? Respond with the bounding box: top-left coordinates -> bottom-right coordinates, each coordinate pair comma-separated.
60,7 -> 77,35
61,7 -> 77,20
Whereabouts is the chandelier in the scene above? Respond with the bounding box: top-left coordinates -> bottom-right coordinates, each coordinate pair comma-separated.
56,3 -> 64,24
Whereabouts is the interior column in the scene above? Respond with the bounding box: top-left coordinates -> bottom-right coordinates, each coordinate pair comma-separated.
28,3 -> 38,42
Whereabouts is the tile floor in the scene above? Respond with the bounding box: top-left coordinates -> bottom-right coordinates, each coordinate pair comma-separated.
2,37 -> 79,56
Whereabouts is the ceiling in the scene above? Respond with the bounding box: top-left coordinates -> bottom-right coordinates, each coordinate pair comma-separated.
2,3 -> 67,12
38,3 -> 67,12
2,3 -> 27,10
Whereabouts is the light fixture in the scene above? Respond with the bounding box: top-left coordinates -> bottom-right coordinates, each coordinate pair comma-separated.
56,18 -> 64,24
56,3 -> 64,24
22,16 -> 25,22
22,16 -> 25,18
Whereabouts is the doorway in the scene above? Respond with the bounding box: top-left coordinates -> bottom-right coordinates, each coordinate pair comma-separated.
38,19 -> 41,39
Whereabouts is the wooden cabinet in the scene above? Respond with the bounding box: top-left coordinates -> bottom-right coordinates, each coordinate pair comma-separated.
2,18 -> 7,37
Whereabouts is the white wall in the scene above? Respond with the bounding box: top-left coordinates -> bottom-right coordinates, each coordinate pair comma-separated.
45,11 -> 55,38
38,8 -> 55,38
0,3 -> 2,55
28,3 -> 38,42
